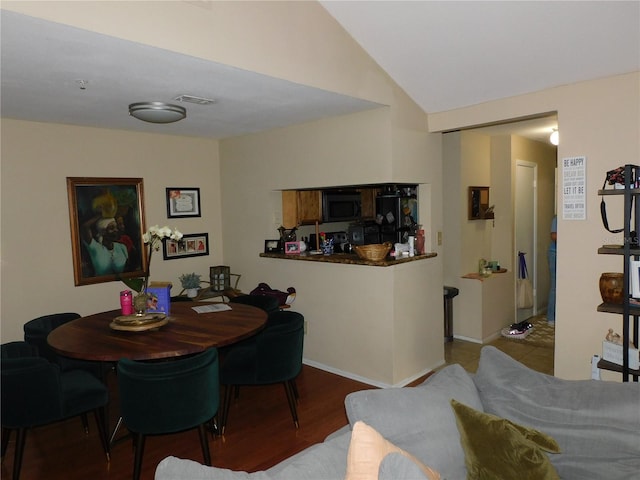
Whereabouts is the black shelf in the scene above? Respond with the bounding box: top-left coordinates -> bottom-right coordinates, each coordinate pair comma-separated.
597,302 -> 640,316
597,358 -> 640,378
598,246 -> 640,255
596,164 -> 639,382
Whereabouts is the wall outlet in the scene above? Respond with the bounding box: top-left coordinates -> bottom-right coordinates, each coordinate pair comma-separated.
304,319 -> 308,335
437,231 -> 443,245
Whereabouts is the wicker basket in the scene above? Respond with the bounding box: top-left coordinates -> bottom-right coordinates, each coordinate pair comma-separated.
353,242 -> 392,261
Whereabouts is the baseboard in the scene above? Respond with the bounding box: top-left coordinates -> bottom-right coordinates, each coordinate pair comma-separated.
302,358 -> 443,389
453,334 -> 483,344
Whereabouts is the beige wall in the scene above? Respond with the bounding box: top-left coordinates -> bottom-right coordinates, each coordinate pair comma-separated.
0,119 -> 221,342
432,72 -> 640,379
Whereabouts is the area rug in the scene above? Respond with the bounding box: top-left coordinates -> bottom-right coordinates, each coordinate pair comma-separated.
505,315 -> 555,348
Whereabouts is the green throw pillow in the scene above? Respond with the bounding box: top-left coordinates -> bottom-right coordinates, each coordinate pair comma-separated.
450,399 -> 560,480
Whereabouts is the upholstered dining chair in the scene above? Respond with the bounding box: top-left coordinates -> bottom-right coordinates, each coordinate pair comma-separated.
229,294 -> 280,315
219,311 -> 304,434
1,341 -> 110,480
23,312 -> 107,380
116,348 -> 220,480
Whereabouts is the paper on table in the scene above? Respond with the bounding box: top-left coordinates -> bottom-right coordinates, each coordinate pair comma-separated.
191,304 -> 232,314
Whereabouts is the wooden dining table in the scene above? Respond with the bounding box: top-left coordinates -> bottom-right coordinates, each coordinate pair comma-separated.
48,302 -> 268,362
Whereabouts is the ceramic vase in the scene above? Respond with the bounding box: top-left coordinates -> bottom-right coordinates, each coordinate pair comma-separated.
599,272 -> 624,304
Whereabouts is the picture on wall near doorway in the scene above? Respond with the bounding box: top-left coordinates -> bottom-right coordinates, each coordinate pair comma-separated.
166,187 -> 201,218
163,233 -> 209,260
66,177 -> 146,286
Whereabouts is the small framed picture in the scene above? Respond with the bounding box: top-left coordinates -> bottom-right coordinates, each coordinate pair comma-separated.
166,188 -> 201,218
163,233 -> 209,260
285,241 -> 301,255
264,239 -> 282,253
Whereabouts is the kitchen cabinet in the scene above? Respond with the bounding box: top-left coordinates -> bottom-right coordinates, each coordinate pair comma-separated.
282,190 -> 322,227
358,188 -> 379,220
596,164 -> 640,381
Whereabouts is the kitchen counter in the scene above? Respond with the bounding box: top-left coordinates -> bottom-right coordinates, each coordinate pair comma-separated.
259,251 -> 436,266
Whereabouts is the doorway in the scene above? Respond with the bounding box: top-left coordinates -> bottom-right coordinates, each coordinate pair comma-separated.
515,160 -> 538,322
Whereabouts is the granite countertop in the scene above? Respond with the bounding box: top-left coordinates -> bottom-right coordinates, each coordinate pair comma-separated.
259,251 -> 437,267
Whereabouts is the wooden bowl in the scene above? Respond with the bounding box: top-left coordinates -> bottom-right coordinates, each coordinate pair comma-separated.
353,242 -> 392,261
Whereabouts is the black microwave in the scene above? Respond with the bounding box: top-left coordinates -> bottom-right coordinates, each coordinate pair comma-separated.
322,191 -> 362,223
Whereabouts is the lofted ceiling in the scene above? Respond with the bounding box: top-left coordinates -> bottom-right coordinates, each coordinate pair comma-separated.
1,2 -> 639,143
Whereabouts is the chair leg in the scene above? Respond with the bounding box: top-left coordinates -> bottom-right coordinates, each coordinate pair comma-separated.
93,407 -> 111,462
291,378 -> 300,401
12,428 -> 27,480
197,424 -> 212,466
283,380 -> 299,429
81,412 -> 89,434
2,427 -> 11,460
220,385 -> 234,435
132,433 -> 146,480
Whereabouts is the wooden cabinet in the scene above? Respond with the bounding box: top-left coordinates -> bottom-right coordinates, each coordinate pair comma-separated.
282,190 -> 322,228
358,188 -> 380,220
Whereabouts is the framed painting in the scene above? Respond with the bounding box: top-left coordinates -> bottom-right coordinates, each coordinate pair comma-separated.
163,233 -> 209,260
166,187 -> 201,218
67,177 -> 146,286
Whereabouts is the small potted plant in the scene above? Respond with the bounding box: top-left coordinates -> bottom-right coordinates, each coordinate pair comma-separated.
179,272 -> 202,298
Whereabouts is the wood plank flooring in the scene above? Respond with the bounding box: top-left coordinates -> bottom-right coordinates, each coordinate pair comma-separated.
2,338 -> 552,480
1,364 -> 374,480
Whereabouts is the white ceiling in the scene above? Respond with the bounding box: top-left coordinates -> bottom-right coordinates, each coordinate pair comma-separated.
2,2 -> 639,142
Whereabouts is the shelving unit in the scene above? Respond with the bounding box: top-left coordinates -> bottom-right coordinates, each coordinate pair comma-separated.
597,164 -> 640,381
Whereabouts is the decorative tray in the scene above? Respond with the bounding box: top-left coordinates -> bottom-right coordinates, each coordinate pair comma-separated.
110,313 -> 168,332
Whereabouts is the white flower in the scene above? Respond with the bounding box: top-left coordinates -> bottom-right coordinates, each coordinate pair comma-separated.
171,229 -> 183,241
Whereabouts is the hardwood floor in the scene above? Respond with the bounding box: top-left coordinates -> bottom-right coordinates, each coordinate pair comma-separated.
1,364 -> 374,480
2,339 -> 553,480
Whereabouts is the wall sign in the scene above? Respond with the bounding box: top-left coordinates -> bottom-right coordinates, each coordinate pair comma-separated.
562,156 -> 586,220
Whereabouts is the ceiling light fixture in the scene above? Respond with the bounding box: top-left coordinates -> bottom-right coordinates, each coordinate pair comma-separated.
128,102 -> 186,124
549,128 -> 559,146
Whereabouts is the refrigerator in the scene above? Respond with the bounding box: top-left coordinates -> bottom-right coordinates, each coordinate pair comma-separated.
376,193 -> 418,244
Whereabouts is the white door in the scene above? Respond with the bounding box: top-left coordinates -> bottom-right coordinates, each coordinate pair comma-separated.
515,161 -> 537,322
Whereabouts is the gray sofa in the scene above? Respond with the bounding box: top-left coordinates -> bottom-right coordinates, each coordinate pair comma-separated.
155,346 -> 640,480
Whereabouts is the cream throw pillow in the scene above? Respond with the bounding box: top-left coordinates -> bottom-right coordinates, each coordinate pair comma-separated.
345,421 -> 440,480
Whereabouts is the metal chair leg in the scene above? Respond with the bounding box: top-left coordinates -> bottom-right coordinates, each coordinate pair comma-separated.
283,380 -> 299,429
132,432 -> 146,480
198,423 -> 212,466
220,385 -> 234,434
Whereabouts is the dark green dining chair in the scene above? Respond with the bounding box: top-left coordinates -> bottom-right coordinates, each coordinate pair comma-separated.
1,341 -> 110,480
116,348 -> 220,480
23,312 -> 108,380
229,293 -> 281,314
219,311 -> 304,434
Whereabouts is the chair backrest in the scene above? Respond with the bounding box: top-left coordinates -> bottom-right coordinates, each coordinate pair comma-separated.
230,294 -> 280,314
255,311 -> 304,383
1,354 -> 63,427
1,341 -> 39,359
23,313 -> 81,363
117,348 -> 219,435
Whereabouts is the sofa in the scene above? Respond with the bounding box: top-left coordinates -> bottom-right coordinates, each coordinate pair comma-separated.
155,346 -> 640,480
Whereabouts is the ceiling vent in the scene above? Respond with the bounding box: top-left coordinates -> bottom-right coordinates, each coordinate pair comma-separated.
174,94 -> 216,105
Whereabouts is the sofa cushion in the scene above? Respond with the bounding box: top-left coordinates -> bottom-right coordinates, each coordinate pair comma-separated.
345,421 -> 440,480
378,453 -> 434,480
473,346 -> 640,480
345,363 -> 482,480
154,456 -> 271,480
450,399 -> 560,480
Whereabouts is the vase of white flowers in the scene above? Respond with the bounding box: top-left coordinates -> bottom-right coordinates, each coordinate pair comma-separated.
122,225 -> 183,315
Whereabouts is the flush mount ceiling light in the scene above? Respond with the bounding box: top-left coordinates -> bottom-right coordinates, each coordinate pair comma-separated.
549,128 -> 559,146
128,102 -> 186,124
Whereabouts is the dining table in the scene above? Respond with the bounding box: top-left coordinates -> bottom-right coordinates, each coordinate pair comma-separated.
47,302 -> 268,362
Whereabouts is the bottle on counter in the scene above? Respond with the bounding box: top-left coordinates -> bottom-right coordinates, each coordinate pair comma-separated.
416,229 -> 425,255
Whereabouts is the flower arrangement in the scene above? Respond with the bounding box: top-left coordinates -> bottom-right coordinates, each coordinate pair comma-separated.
121,225 -> 183,294
179,272 -> 202,289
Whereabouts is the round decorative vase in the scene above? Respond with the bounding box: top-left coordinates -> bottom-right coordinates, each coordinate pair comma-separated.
186,288 -> 199,298
599,272 -> 624,304
133,292 -> 149,316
